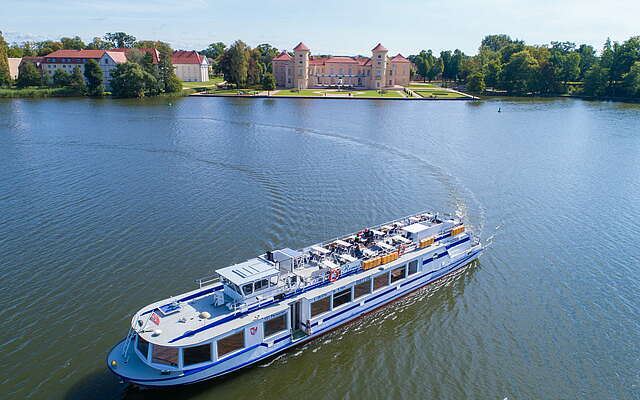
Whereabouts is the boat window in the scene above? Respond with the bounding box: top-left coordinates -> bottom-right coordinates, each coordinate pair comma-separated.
310,296 -> 331,317
183,343 -> 212,366
264,314 -> 287,337
373,272 -> 390,291
254,279 -> 269,292
354,280 -> 371,299
136,335 -> 149,359
408,260 -> 418,275
217,331 -> 245,358
390,266 -> 406,283
242,283 -> 253,295
152,345 -> 179,366
332,288 -> 352,308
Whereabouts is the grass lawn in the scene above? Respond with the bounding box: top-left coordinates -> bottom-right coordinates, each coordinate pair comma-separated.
405,83 -> 439,89
414,90 -> 467,98
181,77 -> 224,88
205,88 -> 260,95
273,89 -> 324,97
353,90 -> 403,98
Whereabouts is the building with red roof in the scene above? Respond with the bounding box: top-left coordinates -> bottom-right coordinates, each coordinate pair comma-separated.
110,48 -> 161,64
272,42 -> 413,89
171,50 -> 209,82
41,49 -> 128,90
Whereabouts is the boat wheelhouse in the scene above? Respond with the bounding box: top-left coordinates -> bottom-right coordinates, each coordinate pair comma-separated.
107,211 -> 483,386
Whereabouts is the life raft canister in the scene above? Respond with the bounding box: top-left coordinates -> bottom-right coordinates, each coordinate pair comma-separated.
329,268 -> 341,282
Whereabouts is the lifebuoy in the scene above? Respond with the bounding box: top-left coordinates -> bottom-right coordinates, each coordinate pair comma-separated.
329,269 -> 341,282
398,244 -> 406,256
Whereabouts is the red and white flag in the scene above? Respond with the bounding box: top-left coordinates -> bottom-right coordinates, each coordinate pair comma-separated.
150,312 -> 161,326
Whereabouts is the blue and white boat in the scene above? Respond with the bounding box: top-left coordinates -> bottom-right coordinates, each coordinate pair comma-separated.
107,212 -> 483,386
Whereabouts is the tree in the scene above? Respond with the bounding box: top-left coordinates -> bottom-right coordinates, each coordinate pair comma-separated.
69,66 -> 87,95
110,62 -> 156,97
104,32 -> 136,48
52,69 -> 71,87
61,36 -> 85,50
135,40 -> 172,56
440,50 -> 452,80
428,58 -> 443,82
219,40 -> 249,87
86,37 -> 113,50
0,31 -> 11,87
157,46 -> 181,93
255,43 -> 279,72
262,72 -> 276,93
414,50 -> 433,82
35,40 -> 63,56
501,50 -> 538,95
247,49 -> 265,86
480,34 -> 514,52
124,48 -> 145,64
16,61 -> 42,87
466,72 -> 485,93
622,61 -> 640,97
577,44 -> 597,80
485,59 -> 502,88
582,64 -> 609,97
201,42 -> 226,60
84,59 -> 104,96
449,49 -> 465,81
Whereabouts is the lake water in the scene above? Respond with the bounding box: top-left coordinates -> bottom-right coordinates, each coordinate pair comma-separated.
1,96 -> 639,400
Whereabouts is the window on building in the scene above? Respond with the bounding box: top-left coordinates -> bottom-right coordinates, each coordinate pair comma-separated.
310,296 -> 331,317
354,280 -> 371,299
242,283 -> 253,295
254,279 -> 269,292
332,288 -> 352,308
264,314 -> 287,337
217,331 -> 245,358
152,345 -> 179,366
136,335 -> 149,358
390,266 -> 406,283
183,343 -> 212,366
378,55 -> 381,58
373,272 -> 389,291
408,260 -> 418,275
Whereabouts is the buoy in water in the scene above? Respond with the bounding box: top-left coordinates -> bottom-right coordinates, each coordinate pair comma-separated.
498,107 -> 501,112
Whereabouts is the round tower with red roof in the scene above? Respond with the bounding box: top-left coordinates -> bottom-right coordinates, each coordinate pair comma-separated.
371,43 -> 388,89
293,42 -> 310,89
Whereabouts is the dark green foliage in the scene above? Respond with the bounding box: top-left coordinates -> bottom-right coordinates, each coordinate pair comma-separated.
16,61 -> 42,88
61,36 -> 85,50
262,73 -> 276,92
255,43 -> 279,73
0,31 -> 11,87
582,65 -> 609,97
157,47 -> 181,93
52,69 -> 71,87
104,32 -> 136,48
86,37 -> 113,50
201,42 -> 226,60
69,66 -> 87,95
110,62 -> 155,98
83,59 -> 104,96
466,72 -> 485,93
622,61 -> 640,97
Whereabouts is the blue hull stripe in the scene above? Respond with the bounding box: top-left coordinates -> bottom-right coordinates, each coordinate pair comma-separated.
111,249 -> 480,385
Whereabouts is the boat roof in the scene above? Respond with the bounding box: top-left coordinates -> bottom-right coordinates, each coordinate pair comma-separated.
402,223 -> 429,233
216,258 -> 279,286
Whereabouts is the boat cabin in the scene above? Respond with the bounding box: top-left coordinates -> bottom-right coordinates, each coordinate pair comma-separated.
217,258 -> 280,303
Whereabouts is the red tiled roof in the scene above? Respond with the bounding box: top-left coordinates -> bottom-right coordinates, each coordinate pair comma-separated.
355,56 -> 371,65
111,47 -> 160,64
293,42 -> 310,51
325,56 -> 359,64
106,51 -> 128,64
273,51 -> 293,61
171,50 -> 205,65
371,43 -> 387,52
390,53 -> 410,63
44,49 -> 106,59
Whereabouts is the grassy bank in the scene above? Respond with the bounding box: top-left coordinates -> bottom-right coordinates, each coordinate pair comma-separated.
0,87 -> 78,98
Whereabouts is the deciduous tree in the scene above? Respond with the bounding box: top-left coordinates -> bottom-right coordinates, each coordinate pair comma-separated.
262,72 -> 276,93
69,66 -> 87,95
84,59 -> 104,96
0,31 -> 11,87
52,69 -> 71,87
466,72 -> 485,93
16,61 -> 42,87
104,32 -> 136,48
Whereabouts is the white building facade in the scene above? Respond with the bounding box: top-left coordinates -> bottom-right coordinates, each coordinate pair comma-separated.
42,50 -> 127,90
171,51 -> 209,82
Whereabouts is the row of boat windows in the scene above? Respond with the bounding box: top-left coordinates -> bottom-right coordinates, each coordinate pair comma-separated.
135,313 -> 288,368
310,260 -> 419,317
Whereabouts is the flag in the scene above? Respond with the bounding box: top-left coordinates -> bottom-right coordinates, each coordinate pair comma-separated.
150,312 -> 160,326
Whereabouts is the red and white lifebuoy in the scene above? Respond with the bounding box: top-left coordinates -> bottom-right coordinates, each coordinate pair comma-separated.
329,269 -> 341,282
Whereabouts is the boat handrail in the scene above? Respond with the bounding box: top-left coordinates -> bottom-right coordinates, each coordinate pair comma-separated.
195,274 -> 221,288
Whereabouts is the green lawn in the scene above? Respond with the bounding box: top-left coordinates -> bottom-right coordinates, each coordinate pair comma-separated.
405,83 -> 439,89
273,89 -> 324,97
181,77 -> 224,88
414,90 -> 467,98
353,90 -> 403,98
204,88 -> 260,95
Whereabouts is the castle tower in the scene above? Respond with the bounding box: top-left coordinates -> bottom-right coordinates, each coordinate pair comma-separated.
371,43 -> 388,89
293,42 -> 310,89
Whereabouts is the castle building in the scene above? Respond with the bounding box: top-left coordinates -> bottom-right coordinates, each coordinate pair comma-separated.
272,42 -> 412,89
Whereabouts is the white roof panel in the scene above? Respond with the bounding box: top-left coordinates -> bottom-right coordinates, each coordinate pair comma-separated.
217,258 -> 279,286
402,223 -> 429,234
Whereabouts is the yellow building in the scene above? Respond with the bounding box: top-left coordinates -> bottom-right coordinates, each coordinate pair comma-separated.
272,42 -> 412,89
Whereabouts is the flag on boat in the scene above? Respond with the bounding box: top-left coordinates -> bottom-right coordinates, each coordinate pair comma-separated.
150,312 -> 161,325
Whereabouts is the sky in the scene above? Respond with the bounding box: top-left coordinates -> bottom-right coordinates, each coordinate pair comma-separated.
3,0 -> 639,55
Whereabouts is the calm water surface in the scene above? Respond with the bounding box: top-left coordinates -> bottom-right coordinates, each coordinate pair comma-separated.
1,96 -> 639,400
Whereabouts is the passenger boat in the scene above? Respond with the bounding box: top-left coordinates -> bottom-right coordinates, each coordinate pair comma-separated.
107,212 -> 483,386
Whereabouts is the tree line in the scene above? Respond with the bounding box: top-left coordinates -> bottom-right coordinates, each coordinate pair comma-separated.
409,34 -> 640,98
0,31 -> 182,97
199,40 -> 278,90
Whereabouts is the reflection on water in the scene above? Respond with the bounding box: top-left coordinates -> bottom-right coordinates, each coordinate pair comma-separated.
1,97 -> 639,400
